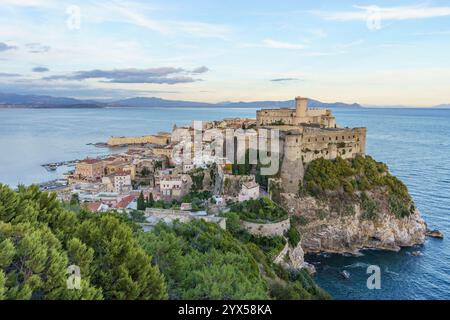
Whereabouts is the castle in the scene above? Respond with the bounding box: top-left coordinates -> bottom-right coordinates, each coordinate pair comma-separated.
257,96 -> 337,128
257,96 -> 367,193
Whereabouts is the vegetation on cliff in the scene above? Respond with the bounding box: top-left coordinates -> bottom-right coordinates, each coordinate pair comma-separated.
229,197 -> 288,223
0,184 -> 329,300
220,211 -> 330,300
298,155 -> 415,219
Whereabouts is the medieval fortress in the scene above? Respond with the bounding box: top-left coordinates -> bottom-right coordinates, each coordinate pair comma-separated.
257,96 -> 366,193
91,96 -> 366,199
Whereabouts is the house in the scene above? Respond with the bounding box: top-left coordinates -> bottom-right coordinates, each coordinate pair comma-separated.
159,174 -> 191,201
238,181 -> 260,202
74,158 -> 105,181
113,171 -> 132,193
115,195 -> 136,210
182,163 -> 195,173
83,202 -> 109,213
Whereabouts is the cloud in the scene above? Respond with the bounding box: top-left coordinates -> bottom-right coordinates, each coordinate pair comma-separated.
32,66 -> 49,73
86,1 -> 232,39
270,78 -> 301,82
25,43 -> 51,53
263,39 -> 307,50
313,4 -> 450,21
0,42 -> 17,52
42,66 -> 209,84
191,66 -> 209,74
0,80 -> 181,100
0,73 -> 21,77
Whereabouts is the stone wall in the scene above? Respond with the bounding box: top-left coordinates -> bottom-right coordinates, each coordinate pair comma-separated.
144,208 -> 226,229
107,134 -> 170,146
241,218 -> 290,237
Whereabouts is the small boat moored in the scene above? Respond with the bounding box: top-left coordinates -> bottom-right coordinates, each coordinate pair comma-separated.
340,270 -> 350,279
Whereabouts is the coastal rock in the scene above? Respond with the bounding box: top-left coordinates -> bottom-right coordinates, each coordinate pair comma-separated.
426,229 -> 444,239
282,193 -> 427,254
288,242 -> 305,268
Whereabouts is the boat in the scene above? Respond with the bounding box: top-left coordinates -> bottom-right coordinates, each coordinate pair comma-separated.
340,270 -> 350,279
411,251 -> 423,257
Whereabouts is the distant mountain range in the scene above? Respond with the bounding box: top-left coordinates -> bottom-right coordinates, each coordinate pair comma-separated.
0,92 -> 362,109
1,92 -> 449,109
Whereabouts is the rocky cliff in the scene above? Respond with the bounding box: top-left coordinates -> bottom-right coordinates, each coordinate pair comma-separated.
275,156 -> 428,256
282,192 -> 427,254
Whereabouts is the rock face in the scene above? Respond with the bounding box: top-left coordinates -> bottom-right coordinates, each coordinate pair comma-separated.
426,229 -> 444,239
282,193 -> 427,254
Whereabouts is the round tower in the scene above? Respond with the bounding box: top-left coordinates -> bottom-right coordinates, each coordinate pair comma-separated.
295,96 -> 308,119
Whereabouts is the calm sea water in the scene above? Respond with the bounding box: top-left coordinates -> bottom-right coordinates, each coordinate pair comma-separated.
0,106 -> 449,299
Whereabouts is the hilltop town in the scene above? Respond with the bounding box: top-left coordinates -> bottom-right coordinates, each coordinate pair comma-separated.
48,96 -> 362,223
45,96 -> 427,268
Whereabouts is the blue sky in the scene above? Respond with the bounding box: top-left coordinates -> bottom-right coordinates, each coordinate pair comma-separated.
1,0 -> 450,106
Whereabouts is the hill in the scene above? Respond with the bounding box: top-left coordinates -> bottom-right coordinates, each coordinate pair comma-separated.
0,92 -> 363,109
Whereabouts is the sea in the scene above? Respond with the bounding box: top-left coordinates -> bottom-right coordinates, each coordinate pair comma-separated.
0,106 -> 449,300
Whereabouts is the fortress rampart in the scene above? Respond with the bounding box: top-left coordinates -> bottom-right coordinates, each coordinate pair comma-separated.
107,134 -> 170,146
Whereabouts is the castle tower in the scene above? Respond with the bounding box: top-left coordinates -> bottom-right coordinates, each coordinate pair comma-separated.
295,96 -> 308,119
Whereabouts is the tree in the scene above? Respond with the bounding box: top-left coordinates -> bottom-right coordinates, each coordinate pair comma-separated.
137,191 -> 146,211
147,193 -> 154,207
70,193 -> 80,207
139,220 -> 268,299
0,221 -> 101,300
76,215 -> 167,299
0,184 -> 166,300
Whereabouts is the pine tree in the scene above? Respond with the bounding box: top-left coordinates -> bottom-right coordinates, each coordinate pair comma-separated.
148,193 -> 154,207
137,191 -> 145,211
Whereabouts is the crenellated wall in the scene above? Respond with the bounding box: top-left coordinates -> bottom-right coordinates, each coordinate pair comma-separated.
241,218 -> 290,237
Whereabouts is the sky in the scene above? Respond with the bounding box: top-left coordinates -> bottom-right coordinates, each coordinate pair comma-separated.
1,0 -> 450,106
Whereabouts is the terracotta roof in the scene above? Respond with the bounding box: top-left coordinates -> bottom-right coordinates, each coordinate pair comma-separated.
114,170 -> 131,176
115,195 -> 136,209
80,158 -> 102,164
85,202 -> 102,212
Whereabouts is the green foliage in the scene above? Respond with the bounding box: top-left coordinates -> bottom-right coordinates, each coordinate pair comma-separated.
0,183 -> 330,301
269,179 -> 283,204
389,194 -> 415,219
286,225 -> 301,247
229,197 -> 288,223
137,191 -> 146,211
70,193 -> 80,207
269,269 -> 331,300
302,156 -> 414,218
129,210 -> 146,223
139,220 -> 268,299
360,192 -> 378,220
291,215 -> 309,226
189,170 -> 205,192
75,214 -> 166,299
0,184 -> 167,300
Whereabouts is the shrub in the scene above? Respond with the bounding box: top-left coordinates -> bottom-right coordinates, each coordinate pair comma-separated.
286,225 -> 301,247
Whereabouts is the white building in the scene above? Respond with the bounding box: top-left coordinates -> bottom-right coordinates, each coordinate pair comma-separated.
114,172 -> 132,193
238,181 -> 260,202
